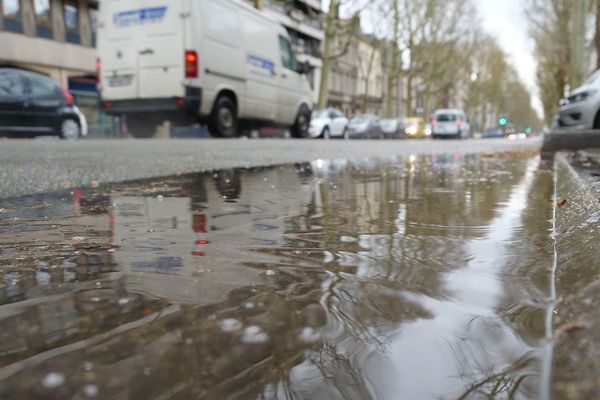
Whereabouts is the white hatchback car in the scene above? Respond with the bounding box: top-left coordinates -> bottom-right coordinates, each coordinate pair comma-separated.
308,108 -> 349,139
431,109 -> 470,139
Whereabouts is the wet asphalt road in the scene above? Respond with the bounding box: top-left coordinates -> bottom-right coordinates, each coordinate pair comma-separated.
0,137 -> 542,198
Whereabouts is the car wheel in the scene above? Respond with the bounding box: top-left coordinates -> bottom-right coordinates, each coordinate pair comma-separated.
343,128 -> 349,140
60,118 -> 81,140
594,110 -> 600,129
322,127 -> 331,139
291,105 -> 311,138
209,96 -> 237,138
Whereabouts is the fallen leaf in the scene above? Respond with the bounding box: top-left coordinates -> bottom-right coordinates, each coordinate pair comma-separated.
556,198 -> 567,208
553,321 -> 588,340
72,236 -> 86,242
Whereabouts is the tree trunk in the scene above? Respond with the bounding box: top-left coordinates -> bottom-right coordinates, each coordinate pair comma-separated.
317,0 -> 338,109
384,2 -> 400,117
405,73 -> 413,116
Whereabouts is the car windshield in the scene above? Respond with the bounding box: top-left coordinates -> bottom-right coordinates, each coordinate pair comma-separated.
351,115 -> 371,123
436,114 -> 458,122
584,69 -> 600,85
312,110 -> 329,119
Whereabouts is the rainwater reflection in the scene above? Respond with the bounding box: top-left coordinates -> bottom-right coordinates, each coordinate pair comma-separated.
0,153 -> 554,399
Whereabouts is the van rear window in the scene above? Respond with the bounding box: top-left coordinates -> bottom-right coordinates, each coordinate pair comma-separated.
436,114 -> 457,122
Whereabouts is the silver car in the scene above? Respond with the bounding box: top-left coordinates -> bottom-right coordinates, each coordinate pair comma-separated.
347,114 -> 383,139
558,69 -> 600,129
380,117 -> 405,138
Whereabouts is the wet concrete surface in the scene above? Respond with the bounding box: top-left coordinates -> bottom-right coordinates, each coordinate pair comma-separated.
550,155 -> 600,400
0,137 -> 542,198
0,149 -> 567,399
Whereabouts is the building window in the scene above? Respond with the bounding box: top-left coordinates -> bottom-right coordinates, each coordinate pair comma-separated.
33,0 -> 52,39
64,0 -> 80,44
88,2 -> 98,47
2,0 -> 23,33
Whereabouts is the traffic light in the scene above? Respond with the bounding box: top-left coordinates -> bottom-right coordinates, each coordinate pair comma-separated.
499,117 -> 508,126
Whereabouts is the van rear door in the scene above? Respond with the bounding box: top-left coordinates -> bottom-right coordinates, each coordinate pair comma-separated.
100,0 -> 185,100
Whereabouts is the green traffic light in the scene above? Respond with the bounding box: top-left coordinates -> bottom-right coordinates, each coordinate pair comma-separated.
499,117 -> 508,126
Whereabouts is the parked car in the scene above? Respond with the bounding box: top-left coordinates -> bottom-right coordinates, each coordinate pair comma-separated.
308,108 -> 349,139
403,117 -> 425,139
482,127 -> 505,138
347,114 -> 383,138
431,109 -> 470,139
380,117 -> 405,138
98,0 -> 313,138
423,123 -> 432,137
0,66 -> 87,139
557,69 -> 600,129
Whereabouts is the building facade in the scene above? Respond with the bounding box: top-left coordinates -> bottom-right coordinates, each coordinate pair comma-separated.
0,0 -> 116,135
246,0 -> 324,104
0,0 -> 98,85
326,32 -> 386,117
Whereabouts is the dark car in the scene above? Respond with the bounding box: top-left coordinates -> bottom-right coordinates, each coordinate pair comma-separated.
482,127 -> 505,139
0,66 -> 87,139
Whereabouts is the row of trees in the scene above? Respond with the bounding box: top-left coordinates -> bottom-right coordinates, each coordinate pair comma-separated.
526,0 -> 600,126
318,0 -> 542,130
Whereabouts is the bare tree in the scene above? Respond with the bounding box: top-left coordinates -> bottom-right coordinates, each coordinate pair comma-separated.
526,0 -> 576,125
317,0 -> 362,109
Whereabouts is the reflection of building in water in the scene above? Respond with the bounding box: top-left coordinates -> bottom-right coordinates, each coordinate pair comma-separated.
111,167 -> 313,305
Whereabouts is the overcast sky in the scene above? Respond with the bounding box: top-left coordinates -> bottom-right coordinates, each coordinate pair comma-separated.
326,0 -> 543,117
476,0 -> 543,116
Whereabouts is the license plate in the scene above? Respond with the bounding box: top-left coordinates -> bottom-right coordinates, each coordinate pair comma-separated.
108,76 -> 133,87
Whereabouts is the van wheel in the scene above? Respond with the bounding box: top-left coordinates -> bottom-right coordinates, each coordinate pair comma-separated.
291,106 -> 310,138
209,96 -> 237,138
322,127 -> 330,139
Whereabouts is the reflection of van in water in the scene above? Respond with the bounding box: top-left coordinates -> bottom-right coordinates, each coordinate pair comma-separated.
98,0 -> 313,138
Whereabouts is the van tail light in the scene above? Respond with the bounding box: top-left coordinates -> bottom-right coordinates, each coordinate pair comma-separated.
62,87 -> 75,106
456,119 -> 463,126
96,57 -> 101,85
431,119 -> 436,126
185,50 -> 199,78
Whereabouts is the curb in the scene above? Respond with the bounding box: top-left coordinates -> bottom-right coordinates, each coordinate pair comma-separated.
543,131 -> 600,152
550,153 -> 600,399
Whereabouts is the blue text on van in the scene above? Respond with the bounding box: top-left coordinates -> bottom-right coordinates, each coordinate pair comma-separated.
113,6 -> 167,28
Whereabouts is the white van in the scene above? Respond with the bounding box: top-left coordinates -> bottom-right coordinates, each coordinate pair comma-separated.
97,0 -> 313,138
431,108 -> 470,139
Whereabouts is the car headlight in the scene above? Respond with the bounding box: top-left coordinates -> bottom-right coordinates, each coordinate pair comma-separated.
568,89 -> 598,103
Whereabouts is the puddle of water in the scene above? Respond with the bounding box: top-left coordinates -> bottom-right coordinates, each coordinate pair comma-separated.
0,153 -> 555,399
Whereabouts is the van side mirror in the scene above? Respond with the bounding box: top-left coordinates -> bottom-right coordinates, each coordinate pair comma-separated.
298,61 -> 312,74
